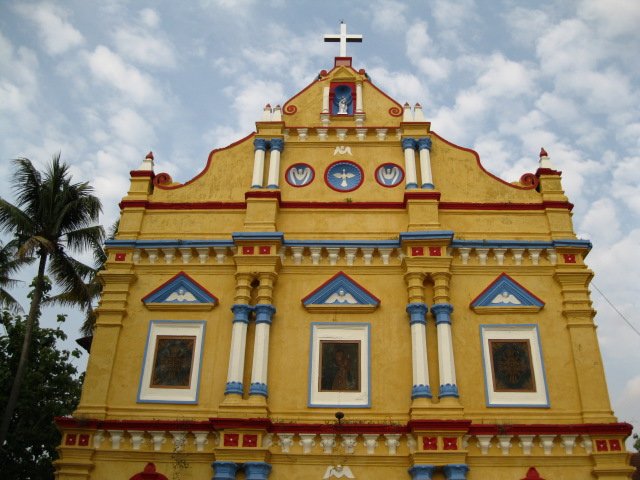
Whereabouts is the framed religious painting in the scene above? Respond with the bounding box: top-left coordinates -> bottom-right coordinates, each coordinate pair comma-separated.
480,324 -> 549,407
138,320 -> 206,403
309,323 -> 370,407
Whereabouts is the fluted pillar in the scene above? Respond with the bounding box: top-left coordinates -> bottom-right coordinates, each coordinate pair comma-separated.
402,138 -> 418,189
355,81 -> 363,113
266,138 -> 284,189
212,461 -> 239,480
431,303 -> 458,398
224,273 -> 253,396
244,462 -> 272,480
409,465 -> 436,480
407,303 -> 431,399
251,139 -> 268,188
417,137 -> 434,189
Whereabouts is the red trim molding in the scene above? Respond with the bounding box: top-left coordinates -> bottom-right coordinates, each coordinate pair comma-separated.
130,171 -> 154,178
536,168 -> 562,176
56,417 -> 632,437
245,191 -> 282,201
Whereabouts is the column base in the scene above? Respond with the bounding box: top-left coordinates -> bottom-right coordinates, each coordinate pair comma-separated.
410,399 -> 464,420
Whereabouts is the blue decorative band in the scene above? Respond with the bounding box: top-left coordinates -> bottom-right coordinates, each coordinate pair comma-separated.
399,231 -> 454,241
253,139 -> 268,151
411,384 -> 432,399
443,464 -> 469,480
244,462 -> 272,479
406,183 -> 419,190
231,304 -> 253,324
406,302 -> 428,325
212,461 -> 240,480
409,464 -> 437,480
224,381 -> 243,395
439,383 -> 459,398
417,137 -> 432,151
402,137 -> 417,150
249,382 -> 268,397
266,184 -> 279,189
421,183 -> 435,189
255,304 -> 276,324
251,184 -> 262,189
270,138 -> 284,152
431,303 -> 453,325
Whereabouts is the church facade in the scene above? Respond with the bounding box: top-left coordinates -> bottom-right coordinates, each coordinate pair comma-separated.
55,31 -> 633,480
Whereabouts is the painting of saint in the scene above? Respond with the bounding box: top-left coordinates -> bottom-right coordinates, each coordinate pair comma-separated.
489,340 -> 536,392
150,336 -> 196,389
319,341 -> 360,392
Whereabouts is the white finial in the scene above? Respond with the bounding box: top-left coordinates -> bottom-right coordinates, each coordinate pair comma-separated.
402,102 -> 413,121
539,147 -> 556,169
272,105 -> 282,121
324,21 -> 363,57
138,151 -> 154,171
414,103 -> 425,121
262,104 -> 272,121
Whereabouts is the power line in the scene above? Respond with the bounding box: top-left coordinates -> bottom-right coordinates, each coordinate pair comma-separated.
592,282 -> 640,338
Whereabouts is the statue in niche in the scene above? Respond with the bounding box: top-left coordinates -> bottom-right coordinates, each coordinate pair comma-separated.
332,85 -> 353,115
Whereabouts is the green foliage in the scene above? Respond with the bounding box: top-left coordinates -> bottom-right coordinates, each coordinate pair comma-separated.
633,433 -> 640,452
0,311 -> 83,479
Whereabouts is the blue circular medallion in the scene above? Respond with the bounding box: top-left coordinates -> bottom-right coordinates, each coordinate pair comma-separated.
375,163 -> 404,188
325,161 -> 363,192
285,163 -> 314,187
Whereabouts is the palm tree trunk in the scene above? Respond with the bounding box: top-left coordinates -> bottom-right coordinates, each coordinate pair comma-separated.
0,251 -> 47,447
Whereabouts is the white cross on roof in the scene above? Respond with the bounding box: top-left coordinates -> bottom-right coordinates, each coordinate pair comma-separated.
324,21 -> 363,57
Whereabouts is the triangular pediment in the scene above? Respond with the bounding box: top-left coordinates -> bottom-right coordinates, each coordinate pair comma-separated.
470,273 -> 544,314
142,272 -> 218,310
302,272 -> 380,312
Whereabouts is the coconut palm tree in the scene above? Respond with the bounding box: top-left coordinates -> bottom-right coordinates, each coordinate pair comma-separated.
0,240 -> 30,313
0,154 -> 104,446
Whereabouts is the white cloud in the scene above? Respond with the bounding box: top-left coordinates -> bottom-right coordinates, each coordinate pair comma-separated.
366,66 -> 427,105
369,0 -> 408,33
578,0 -> 640,38
87,46 -> 161,105
108,108 -> 156,146
14,2 -> 84,55
611,156 -> 640,215
113,11 -> 177,68
504,7 -> 550,46
405,22 -> 451,82
140,8 -> 160,28
579,197 -> 622,245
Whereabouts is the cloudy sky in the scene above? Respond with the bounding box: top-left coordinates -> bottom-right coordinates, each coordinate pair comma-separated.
1,1 -> 639,441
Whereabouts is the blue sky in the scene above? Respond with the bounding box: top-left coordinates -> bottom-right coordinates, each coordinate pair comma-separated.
1,1 -> 639,441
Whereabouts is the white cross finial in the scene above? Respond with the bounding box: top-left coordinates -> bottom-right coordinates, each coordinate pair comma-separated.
324,21 -> 363,57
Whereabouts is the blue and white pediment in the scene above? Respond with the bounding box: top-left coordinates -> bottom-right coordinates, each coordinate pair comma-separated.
302,272 -> 380,312
142,272 -> 218,310
470,273 -> 544,313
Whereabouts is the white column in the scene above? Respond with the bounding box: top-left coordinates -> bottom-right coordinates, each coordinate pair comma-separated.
225,304 -> 253,395
251,138 -> 268,188
417,137 -> 434,189
406,303 -> 432,399
266,138 -> 284,189
356,81 -> 363,113
402,138 -> 418,189
322,87 -> 330,113
249,304 -> 276,397
431,303 -> 459,398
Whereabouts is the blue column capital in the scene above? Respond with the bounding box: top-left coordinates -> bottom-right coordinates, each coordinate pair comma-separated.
224,381 -> 243,395
231,304 -> 253,323
439,383 -> 459,398
270,138 -> 284,152
244,461 -> 272,480
406,302 -> 428,325
409,464 -> 436,480
254,304 -> 276,324
402,137 -> 417,150
249,382 -> 268,397
212,461 -> 240,480
431,303 -> 453,325
253,138 -> 268,151
411,384 -> 432,399
417,137 -> 432,151
443,464 -> 469,480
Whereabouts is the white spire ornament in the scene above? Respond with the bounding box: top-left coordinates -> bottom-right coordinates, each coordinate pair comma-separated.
538,147 -> 556,170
